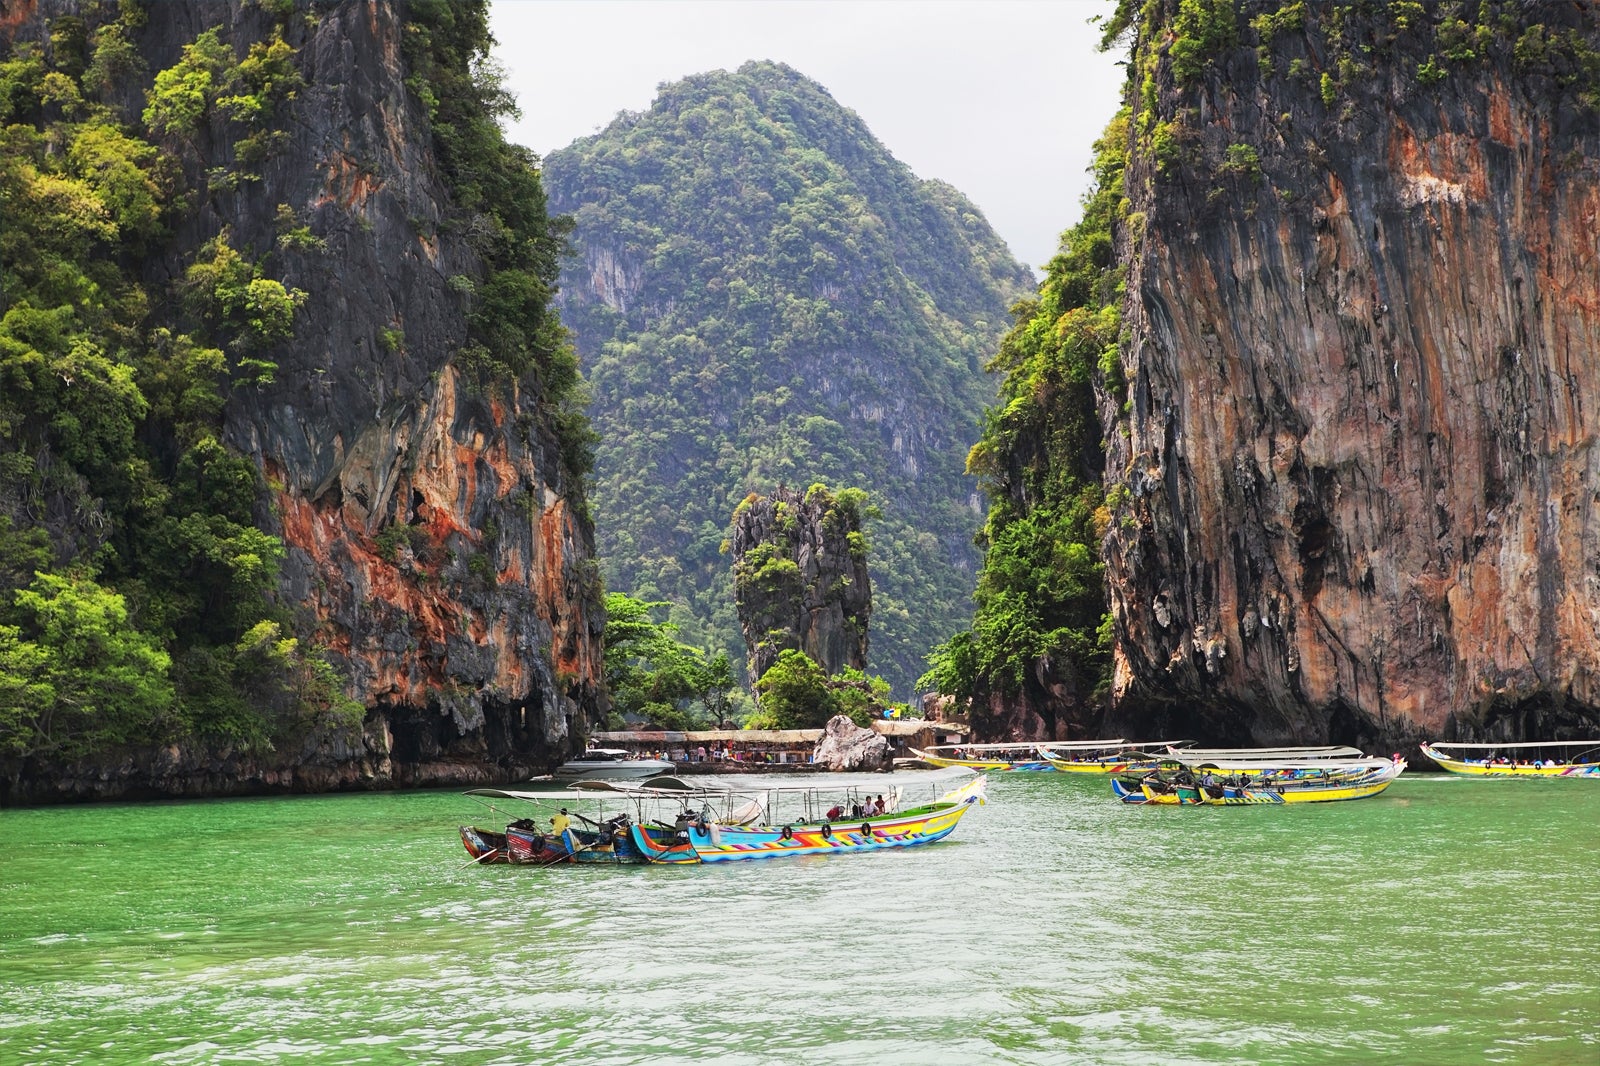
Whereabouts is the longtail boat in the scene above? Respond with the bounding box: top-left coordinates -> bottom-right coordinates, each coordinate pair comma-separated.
1040,740 -> 1195,774
1166,754 -> 1395,779
1420,740 -> 1600,778
1111,756 -> 1406,805
458,772 -> 987,866
911,739 -> 1192,772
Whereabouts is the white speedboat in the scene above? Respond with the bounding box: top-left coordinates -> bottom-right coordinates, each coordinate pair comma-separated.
553,748 -> 675,780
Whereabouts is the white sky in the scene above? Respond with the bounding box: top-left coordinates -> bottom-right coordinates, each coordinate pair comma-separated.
488,0 -> 1127,274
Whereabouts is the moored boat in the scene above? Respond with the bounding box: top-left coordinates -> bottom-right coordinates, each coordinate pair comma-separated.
1112,755 -> 1406,805
459,772 -> 987,866
552,747 -> 676,780
1420,740 -> 1600,777
912,740 -> 1192,772
1040,740 -> 1194,774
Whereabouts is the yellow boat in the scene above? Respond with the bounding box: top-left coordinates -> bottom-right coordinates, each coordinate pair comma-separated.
1112,757 -> 1407,804
1420,741 -> 1600,778
1041,742 -> 1193,774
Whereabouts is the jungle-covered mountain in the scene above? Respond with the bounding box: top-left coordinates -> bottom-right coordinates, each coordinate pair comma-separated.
544,61 -> 1034,696
931,0 -> 1600,749
0,0 -> 601,803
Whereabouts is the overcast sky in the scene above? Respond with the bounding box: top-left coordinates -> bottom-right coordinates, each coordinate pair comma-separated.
488,1 -> 1127,274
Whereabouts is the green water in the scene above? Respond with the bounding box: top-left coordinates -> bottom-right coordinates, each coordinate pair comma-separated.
0,774 -> 1595,1065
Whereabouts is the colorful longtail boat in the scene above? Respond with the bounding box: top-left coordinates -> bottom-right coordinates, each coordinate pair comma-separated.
1111,756 -> 1406,805
458,773 -> 987,866
1420,741 -> 1600,777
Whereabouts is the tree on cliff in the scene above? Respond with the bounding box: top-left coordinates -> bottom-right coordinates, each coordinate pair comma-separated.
0,3 -> 329,765
750,648 -> 842,729
0,573 -> 173,759
545,61 -> 1034,695
603,592 -> 734,730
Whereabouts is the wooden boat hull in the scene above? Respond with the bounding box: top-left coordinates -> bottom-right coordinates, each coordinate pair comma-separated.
459,824 -> 651,865
644,799 -> 977,862
1044,753 -> 1160,774
460,826 -> 508,863
1420,744 -> 1600,777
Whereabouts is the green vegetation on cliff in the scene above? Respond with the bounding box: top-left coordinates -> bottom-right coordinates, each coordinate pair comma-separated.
920,111 -> 1129,732
0,2 -> 574,776
0,3 -> 341,763
544,62 -> 1033,696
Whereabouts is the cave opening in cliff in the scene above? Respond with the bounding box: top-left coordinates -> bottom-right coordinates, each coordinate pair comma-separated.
1296,515 -> 1333,601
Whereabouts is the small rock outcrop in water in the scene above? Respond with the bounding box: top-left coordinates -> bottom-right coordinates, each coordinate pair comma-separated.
1100,2 -> 1600,745
812,715 -> 888,772
730,485 -> 871,683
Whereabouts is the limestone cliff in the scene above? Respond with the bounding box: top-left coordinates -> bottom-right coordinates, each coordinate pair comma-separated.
1102,1 -> 1600,747
730,485 -> 871,682
1,0 -> 602,801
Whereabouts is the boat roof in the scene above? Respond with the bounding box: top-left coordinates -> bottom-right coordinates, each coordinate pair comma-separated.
921,739 -> 1192,753
1424,739 -> 1600,750
1167,755 -> 1394,770
464,768 -> 979,803
1042,741 -> 1195,755
1172,745 -> 1364,759
591,721 -> 967,744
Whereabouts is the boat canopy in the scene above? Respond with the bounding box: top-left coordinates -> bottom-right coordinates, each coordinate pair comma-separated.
1172,745 -> 1364,759
592,722 -> 968,745
464,767 -> 980,803
919,739 -> 1193,754
1167,755 -> 1396,772
1423,740 -> 1600,750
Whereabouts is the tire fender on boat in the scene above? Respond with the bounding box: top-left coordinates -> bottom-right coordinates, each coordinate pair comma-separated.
860,823 -> 873,838
780,825 -> 793,840
820,823 -> 833,840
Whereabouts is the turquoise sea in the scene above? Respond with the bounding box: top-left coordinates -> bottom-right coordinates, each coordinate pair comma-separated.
1,773 -> 1595,1064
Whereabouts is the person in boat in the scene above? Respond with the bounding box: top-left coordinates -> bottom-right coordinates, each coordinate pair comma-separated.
826,803 -> 844,821
551,808 -> 574,850
873,795 -> 886,815
602,813 -> 629,847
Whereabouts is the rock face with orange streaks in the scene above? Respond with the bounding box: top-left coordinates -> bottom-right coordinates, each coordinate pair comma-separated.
1101,2 -> 1600,748
3,0 -> 602,798
226,1 -> 603,780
